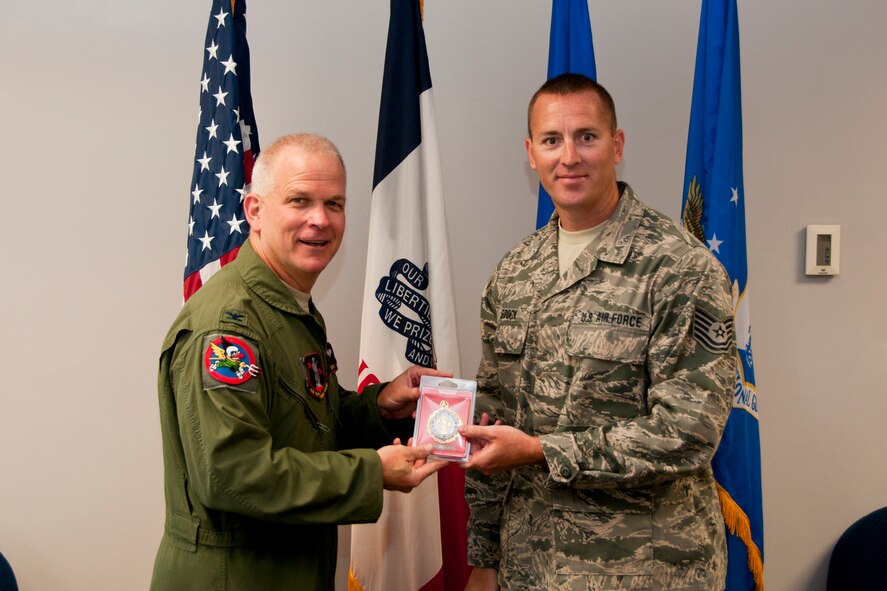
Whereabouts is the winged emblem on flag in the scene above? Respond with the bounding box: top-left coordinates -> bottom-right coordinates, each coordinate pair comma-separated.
683,175 -> 705,243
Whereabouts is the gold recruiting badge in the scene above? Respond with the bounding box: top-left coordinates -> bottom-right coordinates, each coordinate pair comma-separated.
427,400 -> 462,444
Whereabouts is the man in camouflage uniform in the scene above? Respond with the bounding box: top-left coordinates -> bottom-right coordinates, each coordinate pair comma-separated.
460,75 -> 735,590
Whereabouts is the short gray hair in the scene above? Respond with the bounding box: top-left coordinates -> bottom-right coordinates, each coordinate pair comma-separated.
250,133 -> 346,196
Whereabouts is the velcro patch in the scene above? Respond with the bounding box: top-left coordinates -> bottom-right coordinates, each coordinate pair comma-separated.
326,342 -> 338,374
202,334 -> 261,392
498,308 -> 522,323
301,352 -> 328,400
693,307 -> 734,355
220,310 -> 248,326
576,309 -> 649,332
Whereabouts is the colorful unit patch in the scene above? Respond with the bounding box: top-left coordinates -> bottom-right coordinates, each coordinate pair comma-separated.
302,352 -> 328,400
204,335 -> 261,385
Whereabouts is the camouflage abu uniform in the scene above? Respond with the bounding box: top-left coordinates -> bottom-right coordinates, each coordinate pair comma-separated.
466,183 -> 735,590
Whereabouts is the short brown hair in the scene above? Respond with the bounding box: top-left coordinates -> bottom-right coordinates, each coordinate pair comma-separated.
527,73 -> 618,136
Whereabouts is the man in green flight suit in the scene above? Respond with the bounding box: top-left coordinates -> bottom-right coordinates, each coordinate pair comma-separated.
151,133 -> 446,591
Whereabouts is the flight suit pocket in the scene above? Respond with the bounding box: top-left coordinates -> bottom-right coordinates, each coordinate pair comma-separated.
275,374 -> 334,450
550,491 -> 653,576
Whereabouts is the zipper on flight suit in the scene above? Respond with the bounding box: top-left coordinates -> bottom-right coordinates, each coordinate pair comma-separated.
279,378 -> 331,433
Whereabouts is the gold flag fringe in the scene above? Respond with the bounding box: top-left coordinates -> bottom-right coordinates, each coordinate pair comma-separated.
347,567 -> 367,591
717,483 -> 765,590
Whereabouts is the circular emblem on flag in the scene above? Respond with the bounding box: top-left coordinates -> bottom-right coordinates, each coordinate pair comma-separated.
427,400 -> 461,444
204,335 -> 259,385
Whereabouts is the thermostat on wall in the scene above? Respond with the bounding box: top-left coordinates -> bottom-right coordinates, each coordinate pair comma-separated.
805,225 -> 840,276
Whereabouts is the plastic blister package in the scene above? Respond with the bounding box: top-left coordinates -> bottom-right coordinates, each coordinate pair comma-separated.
412,375 -> 476,462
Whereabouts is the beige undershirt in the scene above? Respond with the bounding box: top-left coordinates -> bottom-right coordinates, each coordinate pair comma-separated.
283,281 -> 312,311
558,220 -> 606,276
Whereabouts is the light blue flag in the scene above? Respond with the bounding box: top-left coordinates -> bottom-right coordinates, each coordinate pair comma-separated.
536,0 -> 596,229
681,0 -> 763,589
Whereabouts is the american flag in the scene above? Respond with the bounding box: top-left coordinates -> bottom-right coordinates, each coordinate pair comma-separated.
184,0 -> 260,300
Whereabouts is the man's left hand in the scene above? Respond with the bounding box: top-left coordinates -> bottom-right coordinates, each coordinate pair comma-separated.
376,366 -> 453,420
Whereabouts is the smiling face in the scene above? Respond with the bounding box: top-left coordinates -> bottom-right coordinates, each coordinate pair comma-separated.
244,144 -> 346,293
525,89 -> 625,231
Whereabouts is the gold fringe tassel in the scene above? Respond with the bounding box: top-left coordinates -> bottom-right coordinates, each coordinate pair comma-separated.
717,483 -> 765,590
347,567 -> 366,591
420,0 -> 425,22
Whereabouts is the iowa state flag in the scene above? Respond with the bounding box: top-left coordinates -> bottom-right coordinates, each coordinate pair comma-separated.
536,0 -> 596,229
183,0 -> 259,300
681,0 -> 764,589
349,1 -> 468,590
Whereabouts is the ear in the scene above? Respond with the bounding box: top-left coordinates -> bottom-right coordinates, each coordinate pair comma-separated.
243,192 -> 261,231
525,136 -> 537,170
613,129 -> 625,165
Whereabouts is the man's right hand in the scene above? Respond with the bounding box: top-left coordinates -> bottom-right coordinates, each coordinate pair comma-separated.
464,567 -> 500,590
377,442 -> 446,492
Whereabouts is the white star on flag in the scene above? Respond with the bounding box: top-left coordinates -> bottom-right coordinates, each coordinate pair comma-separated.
707,233 -> 724,253
191,183 -> 204,204
215,166 -> 230,187
207,199 -> 223,219
227,214 -> 245,234
196,152 -> 212,172
221,55 -> 237,76
198,231 -> 215,251
223,134 -> 241,154
213,87 -> 228,106
205,119 -> 219,140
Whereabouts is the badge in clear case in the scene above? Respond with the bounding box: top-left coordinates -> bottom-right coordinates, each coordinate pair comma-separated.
412,376 -> 476,462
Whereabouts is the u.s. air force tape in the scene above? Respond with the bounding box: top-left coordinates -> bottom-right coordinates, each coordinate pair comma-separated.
693,306 -> 734,355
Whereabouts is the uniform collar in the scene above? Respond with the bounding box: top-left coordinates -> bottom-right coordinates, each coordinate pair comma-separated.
537,182 -> 641,266
530,182 -> 643,299
234,239 -> 319,320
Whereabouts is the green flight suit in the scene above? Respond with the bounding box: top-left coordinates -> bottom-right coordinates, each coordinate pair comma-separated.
151,240 -> 409,591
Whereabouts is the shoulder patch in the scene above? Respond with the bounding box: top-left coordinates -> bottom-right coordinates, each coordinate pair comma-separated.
202,334 -> 261,391
693,307 -> 734,355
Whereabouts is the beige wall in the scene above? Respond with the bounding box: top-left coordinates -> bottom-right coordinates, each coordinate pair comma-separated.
1,1 -> 885,589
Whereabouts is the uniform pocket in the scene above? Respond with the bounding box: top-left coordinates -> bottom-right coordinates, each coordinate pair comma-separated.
493,320 -> 529,355
275,375 -> 334,446
567,323 -> 647,363
550,490 -> 653,576
564,324 -> 649,425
